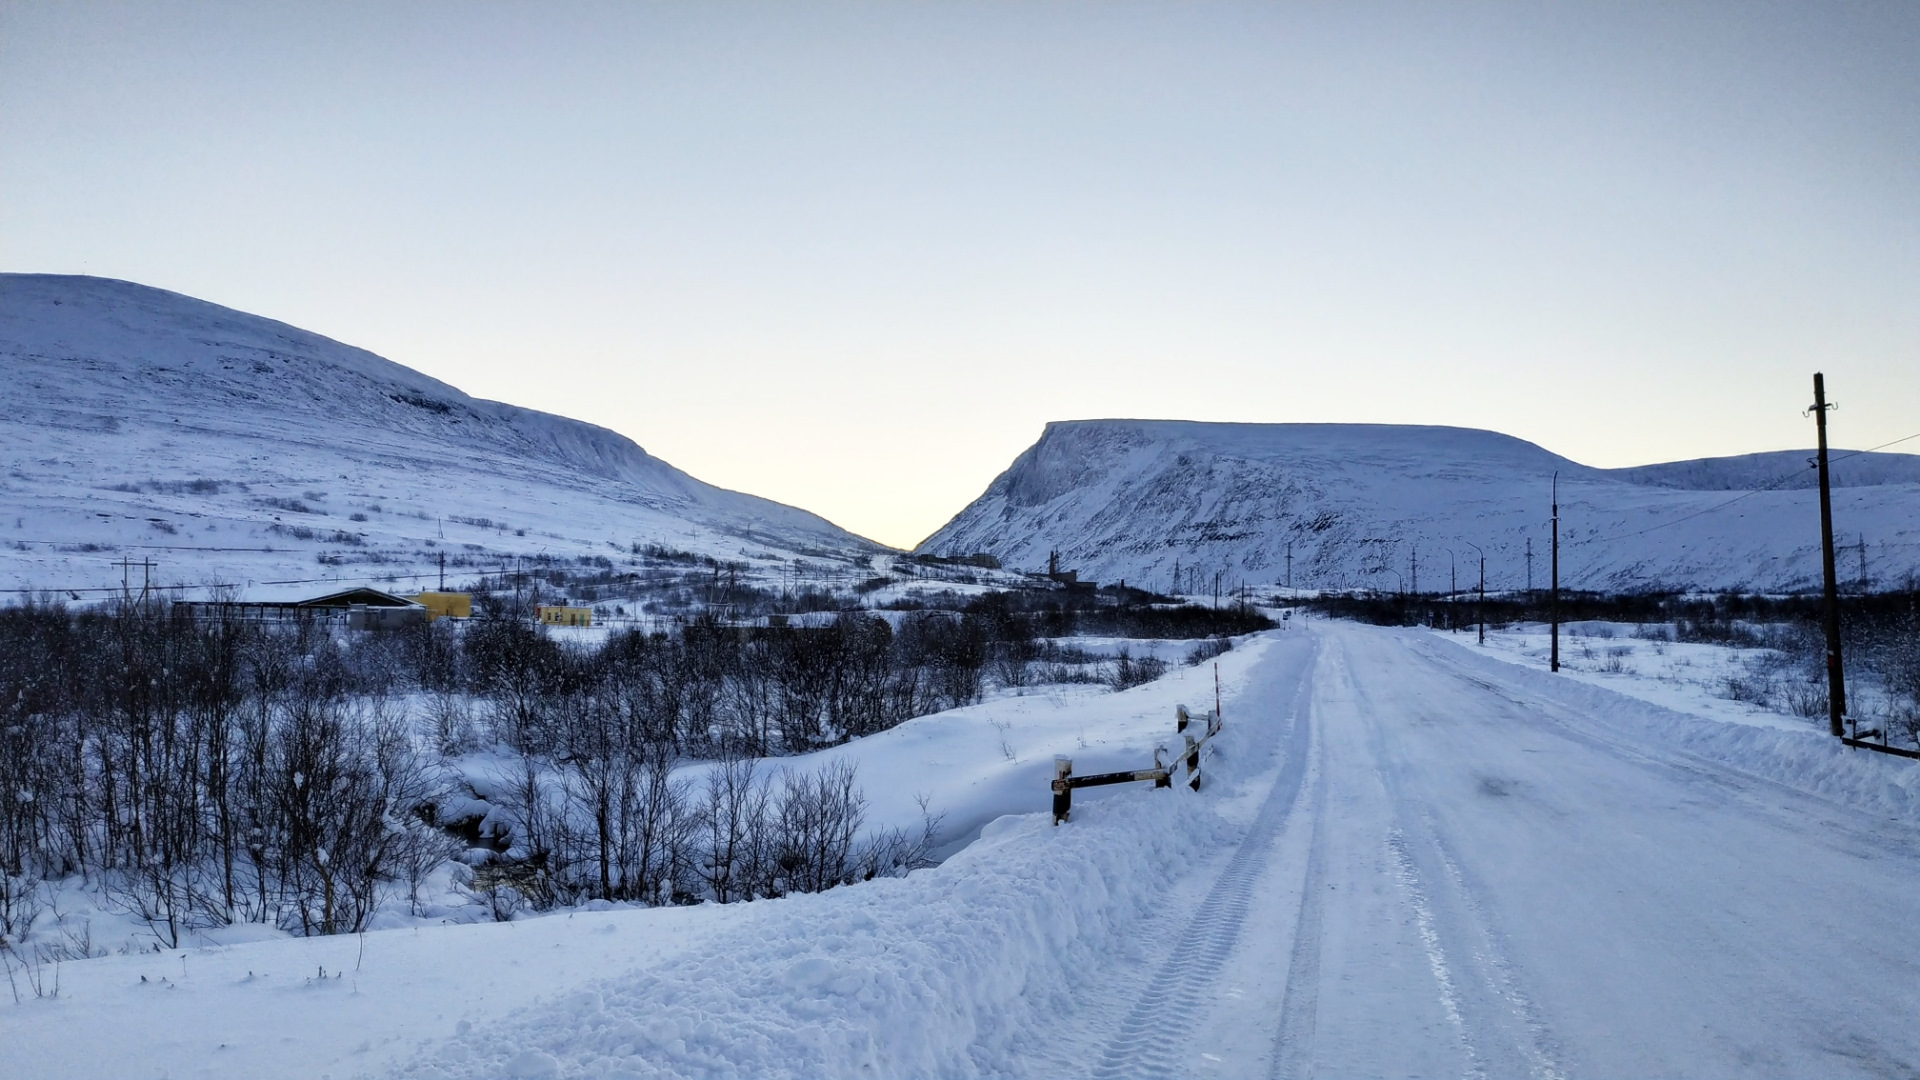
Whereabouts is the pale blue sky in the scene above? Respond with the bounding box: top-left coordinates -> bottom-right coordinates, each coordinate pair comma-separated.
4,2 -> 1916,548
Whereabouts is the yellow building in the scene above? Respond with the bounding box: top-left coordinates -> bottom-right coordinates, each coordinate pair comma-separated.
537,604 -> 592,627
410,592 -> 472,622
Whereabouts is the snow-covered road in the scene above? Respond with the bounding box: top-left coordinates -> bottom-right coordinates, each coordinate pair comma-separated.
1150,622 -> 1920,1078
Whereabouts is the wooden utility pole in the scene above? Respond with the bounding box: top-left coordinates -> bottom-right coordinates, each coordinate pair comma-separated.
1550,472 -> 1561,673
1525,537 -> 1533,593
1285,542 -> 1292,594
1812,372 -> 1847,736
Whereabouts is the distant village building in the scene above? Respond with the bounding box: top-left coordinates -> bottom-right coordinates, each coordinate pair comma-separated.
537,604 -> 592,627
1041,549 -> 1092,589
410,591 -> 472,622
175,585 -> 426,629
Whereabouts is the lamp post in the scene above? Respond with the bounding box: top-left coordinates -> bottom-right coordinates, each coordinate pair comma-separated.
1464,541 -> 1486,646
1446,549 -> 1458,632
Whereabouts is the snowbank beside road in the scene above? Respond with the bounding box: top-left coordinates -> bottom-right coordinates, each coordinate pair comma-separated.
395,793 -> 1235,1079
1426,627 -> 1920,822
395,635 -> 1300,1079
2,633 -> 1293,1080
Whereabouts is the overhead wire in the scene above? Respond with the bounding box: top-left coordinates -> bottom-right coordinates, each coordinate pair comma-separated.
1568,428 -> 1920,550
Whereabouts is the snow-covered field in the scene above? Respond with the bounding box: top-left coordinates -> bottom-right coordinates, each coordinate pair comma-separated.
10,617 -> 1920,1078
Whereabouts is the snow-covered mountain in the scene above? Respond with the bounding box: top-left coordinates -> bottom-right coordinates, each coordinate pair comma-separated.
917,420 -> 1920,594
0,274 -> 883,598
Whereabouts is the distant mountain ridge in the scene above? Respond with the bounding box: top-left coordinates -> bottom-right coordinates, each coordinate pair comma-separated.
917,419 -> 1920,594
1606,451 -> 1920,491
0,274 -> 880,595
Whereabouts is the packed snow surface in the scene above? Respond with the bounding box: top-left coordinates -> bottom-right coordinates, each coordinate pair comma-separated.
10,620 -> 1920,1078
0,274 -> 881,599
918,418 -> 1920,593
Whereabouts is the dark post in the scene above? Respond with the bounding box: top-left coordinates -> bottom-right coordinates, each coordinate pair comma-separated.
1550,472 -> 1560,672
1812,372 -> 1847,736
1286,541 -> 1293,594
1466,541 -> 1484,646
1449,548 -> 1457,631
1478,552 -> 1486,646
1184,734 -> 1201,790
1052,757 -> 1073,825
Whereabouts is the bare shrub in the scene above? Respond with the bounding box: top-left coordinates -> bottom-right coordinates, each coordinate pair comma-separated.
768,760 -> 865,897
1111,649 -> 1169,690
1185,638 -> 1233,666
697,753 -> 769,905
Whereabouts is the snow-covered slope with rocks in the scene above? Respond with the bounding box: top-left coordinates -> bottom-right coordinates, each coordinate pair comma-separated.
918,419 -> 1920,594
0,275 -> 883,597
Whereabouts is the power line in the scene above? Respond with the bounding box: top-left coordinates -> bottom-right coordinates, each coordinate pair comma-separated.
5,539 -> 299,552
1834,429 -> 1920,462
1570,428 -> 1920,550
0,573 -> 410,596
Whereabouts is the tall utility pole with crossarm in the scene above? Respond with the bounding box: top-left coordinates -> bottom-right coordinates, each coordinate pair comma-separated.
1550,473 -> 1560,673
1811,372 -> 1847,737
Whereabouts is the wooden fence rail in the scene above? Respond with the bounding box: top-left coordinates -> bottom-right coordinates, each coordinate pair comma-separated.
1051,702 -> 1223,824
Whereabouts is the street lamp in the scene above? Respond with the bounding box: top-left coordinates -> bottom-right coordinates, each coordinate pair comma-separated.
1463,541 -> 1486,645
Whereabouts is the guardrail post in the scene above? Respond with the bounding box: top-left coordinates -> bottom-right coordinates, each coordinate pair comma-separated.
1052,756 -> 1073,824
1176,704 -> 1190,734
1184,734 -> 1201,790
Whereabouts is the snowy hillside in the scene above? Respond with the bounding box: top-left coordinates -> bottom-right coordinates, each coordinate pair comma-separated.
0,275 -> 883,598
917,420 -> 1920,594
1607,449 -> 1920,491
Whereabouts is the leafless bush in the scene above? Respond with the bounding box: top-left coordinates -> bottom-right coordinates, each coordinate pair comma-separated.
768,760 -> 865,897
697,753 -> 769,905
1185,638 -> 1233,666
857,796 -> 943,882
1111,649 -> 1169,690
0,873 -> 45,947
1780,680 -> 1829,719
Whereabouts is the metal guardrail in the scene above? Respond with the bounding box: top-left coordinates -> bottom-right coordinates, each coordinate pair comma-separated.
1051,703 -> 1223,824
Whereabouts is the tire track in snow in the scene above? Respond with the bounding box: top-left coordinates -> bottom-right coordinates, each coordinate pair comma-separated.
1089,650 -> 1319,1080
1267,743 -> 1327,1080
1424,826 -> 1569,1080
1343,632 -> 1568,1080
1385,829 -> 1488,1079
